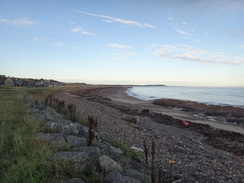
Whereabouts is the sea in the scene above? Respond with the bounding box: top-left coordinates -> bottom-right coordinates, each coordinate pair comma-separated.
126,86 -> 244,108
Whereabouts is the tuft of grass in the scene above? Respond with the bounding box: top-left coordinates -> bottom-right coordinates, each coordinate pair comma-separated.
110,140 -> 142,163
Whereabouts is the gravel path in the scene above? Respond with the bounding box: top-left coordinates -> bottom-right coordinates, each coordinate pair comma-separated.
54,88 -> 244,183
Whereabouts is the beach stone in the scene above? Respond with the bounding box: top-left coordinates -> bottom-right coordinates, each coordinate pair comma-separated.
51,151 -> 88,172
66,135 -> 87,147
130,146 -> 143,152
141,109 -> 150,113
99,155 -> 123,173
35,132 -> 66,148
121,115 -> 138,123
71,146 -> 101,157
105,171 -> 141,183
63,178 -> 86,183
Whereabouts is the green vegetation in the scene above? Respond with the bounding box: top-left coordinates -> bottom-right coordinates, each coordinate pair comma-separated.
110,140 -> 143,163
0,87 -> 74,183
0,86 -> 143,182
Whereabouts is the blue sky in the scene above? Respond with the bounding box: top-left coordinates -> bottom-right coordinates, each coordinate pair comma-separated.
0,0 -> 244,86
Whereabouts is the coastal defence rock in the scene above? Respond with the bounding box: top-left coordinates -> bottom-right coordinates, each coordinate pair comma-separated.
35,132 -> 66,148
109,146 -> 124,160
63,178 -> 86,183
124,167 -> 150,182
105,171 -> 141,183
99,155 -> 123,173
66,135 -> 87,147
71,146 -> 101,157
30,99 -> 149,183
51,151 -> 89,172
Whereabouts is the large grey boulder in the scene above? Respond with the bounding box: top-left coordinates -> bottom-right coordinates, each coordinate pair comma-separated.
35,132 -> 66,148
78,126 -> 98,139
44,122 -> 63,133
124,168 -> 150,182
71,146 -> 101,157
96,142 -> 110,153
66,135 -> 87,147
105,171 -> 141,183
51,151 -> 89,172
99,155 -> 123,173
109,146 -> 124,160
63,178 -> 86,183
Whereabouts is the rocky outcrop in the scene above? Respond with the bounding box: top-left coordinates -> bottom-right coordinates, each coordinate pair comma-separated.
31,101 -> 147,183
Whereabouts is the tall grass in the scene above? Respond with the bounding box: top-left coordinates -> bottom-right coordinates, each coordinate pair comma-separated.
0,87 -> 71,182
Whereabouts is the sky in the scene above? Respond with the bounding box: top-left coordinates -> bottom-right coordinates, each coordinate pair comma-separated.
0,0 -> 244,87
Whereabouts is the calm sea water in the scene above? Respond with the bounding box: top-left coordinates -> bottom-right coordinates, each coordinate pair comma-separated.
126,86 -> 244,108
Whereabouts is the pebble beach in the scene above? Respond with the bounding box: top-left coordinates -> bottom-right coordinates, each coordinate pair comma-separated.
53,86 -> 244,182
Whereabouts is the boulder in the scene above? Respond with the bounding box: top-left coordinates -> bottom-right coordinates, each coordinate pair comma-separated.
128,160 -> 145,172
124,168 -> 150,182
99,155 -> 123,173
78,126 -> 98,139
71,146 -> 101,157
63,178 -> 86,183
109,146 -> 124,160
66,135 -> 87,147
105,171 -> 141,183
44,122 -> 63,133
51,151 -> 89,172
35,132 -> 66,148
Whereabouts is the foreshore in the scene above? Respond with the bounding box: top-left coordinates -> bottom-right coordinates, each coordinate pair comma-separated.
99,86 -> 244,135
53,86 -> 244,182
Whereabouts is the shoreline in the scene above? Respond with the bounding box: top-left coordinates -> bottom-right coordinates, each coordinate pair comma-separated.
98,86 -> 244,135
124,85 -> 244,108
56,86 -> 244,182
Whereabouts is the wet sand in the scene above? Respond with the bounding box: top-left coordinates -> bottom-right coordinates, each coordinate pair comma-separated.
99,87 -> 244,135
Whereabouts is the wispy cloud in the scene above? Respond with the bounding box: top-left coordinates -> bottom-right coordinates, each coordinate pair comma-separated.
204,32 -> 210,38
168,16 -> 173,21
175,28 -> 192,36
155,44 -> 244,64
71,26 -> 96,36
239,45 -> 244,49
55,42 -> 64,47
77,11 -> 156,28
106,43 -> 131,49
0,17 -> 37,25
116,51 -> 137,57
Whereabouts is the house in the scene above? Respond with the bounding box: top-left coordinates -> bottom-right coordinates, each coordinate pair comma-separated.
0,75 -> 6,85
15,79 -> 24,87
4,78 -> 15,87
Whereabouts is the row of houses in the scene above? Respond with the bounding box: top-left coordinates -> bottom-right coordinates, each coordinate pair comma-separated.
0,75 -> 64,87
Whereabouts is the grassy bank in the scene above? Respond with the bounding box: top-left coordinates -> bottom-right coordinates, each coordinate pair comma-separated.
0,87 -> 67,183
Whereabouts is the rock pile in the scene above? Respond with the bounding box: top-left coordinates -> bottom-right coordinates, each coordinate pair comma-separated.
30,101 -> 149,183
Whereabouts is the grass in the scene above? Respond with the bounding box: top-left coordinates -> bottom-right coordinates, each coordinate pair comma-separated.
0,86 -> 150,182
0,87 -> 78,183
110,140 -> 143,163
